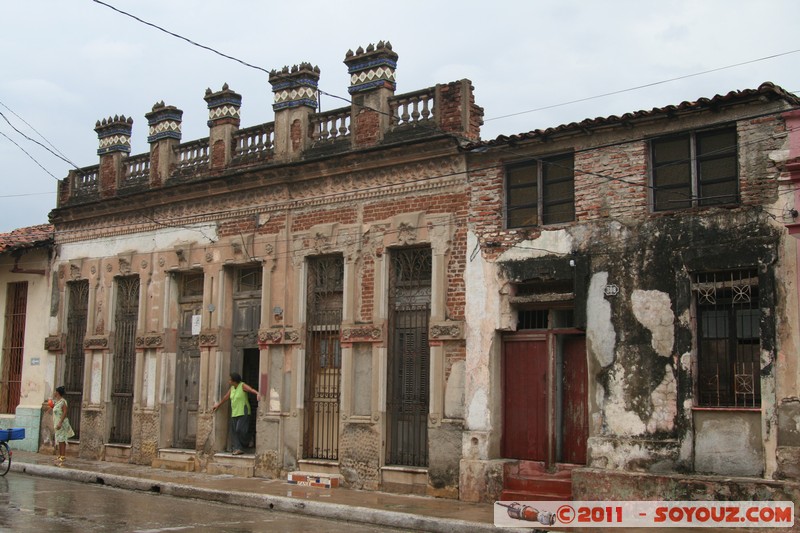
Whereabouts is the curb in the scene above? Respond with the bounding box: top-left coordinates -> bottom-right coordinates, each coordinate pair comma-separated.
11,461 -> 524,533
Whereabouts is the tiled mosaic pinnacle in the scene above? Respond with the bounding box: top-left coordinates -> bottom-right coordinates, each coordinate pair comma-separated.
269,63 -> 320,111
95,115 -> 133,155
344,41 -> 398,94
145,101 -> 183,143
204,83 -> 242,127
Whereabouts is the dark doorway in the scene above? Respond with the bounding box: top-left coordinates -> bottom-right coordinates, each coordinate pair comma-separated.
232,266 -> 261,450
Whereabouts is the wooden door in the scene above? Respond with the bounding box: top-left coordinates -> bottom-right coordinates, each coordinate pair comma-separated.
502,334 -> 548,461
561,335 -> 588,464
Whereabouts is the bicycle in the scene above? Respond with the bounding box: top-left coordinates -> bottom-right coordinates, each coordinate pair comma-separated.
0,428 -> 24,476
0,440 -> 9,476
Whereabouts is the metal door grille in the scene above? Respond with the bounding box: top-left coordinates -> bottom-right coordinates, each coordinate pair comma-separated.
386,247 -> 431,467
0,282 -> 27,414
694,269 -> 760,407
110,276 -> 139,443
303,255 -> 343,460
65,280 -> 89,437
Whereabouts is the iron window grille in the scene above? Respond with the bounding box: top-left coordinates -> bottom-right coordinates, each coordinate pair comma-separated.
694,269 -> 760,408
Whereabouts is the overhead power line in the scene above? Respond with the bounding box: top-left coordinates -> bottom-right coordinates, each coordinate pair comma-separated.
0,99 -> 79,168
485,48 -> 800,122
91,0 -> 391,117
0,131 -> 60,180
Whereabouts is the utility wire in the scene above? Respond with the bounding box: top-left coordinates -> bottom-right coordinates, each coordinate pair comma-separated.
52,110 -> 799,239
91,0 -> 393,118
0,110 -> 79,172
0,99 -> 79,168
0,131 -> 60,180
485,48 -> 800,122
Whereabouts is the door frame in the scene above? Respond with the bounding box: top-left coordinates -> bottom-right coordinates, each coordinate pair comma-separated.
502,328 -> 587,467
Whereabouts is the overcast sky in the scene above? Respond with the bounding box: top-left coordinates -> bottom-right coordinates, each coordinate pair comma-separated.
1,0 -> 798,233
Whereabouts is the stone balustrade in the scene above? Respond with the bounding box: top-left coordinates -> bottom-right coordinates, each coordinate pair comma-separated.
232,123 -> 275,164
57,43 -> 483,207
390,88 -> 435,127
311,106 -> 351,143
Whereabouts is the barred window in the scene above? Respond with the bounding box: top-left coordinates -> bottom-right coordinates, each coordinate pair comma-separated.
694,270 -> 760,407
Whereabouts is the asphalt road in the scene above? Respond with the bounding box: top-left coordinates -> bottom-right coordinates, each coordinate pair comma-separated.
0,472 -> 408,532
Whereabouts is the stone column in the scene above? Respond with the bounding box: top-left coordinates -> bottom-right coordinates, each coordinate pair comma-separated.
435,79 -> 484,143
269,64 -> 319,161
204,84 -> 242,170
344,41 -> 397,147
94,115 -> 132,198
145,102 -> 182,187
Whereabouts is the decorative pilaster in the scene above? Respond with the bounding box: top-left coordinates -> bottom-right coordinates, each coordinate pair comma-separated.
344,41 -> 397,147
204,83 -> 242,169
269,64 -> 319,160
94,115 -> 132,198
145,102 -> 182,186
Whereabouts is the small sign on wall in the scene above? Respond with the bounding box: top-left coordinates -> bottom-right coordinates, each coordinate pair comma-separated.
191,315 -> 202,335
30,357 -> 40,366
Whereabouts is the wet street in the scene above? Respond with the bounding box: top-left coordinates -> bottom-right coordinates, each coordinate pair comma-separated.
0,472 -> 406,532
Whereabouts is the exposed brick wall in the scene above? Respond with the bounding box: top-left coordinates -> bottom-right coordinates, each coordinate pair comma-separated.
218,217 -> 257,237
211,139 -> 227,170
149,146 -> 162,187
437,80 -> 483,142
257,213 -> 287,235
354,109 -> 380,147
359,254 -> 375,322
99,155 -> 117,198
739,115 -> 785,205
291,207 -> 358,232
363,192 -> 466,223
574,142 -> 649,221
291,119 -> 303,152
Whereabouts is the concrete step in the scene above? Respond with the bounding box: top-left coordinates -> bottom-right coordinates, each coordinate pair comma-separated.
288,470 -> 343,488
209,452 -> 254,477
152,457 -> 196,472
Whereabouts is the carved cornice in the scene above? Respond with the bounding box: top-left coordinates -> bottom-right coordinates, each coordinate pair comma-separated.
341,325 -> 383,343
84,336 -> 109,350
44,335 -> 64,352
429,321 -> 463,340
135,333 -> 164,349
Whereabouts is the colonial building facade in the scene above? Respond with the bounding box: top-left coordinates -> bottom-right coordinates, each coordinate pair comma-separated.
0,224 -> 53,452
461,83 -> 800,503
48,43 -> 481,495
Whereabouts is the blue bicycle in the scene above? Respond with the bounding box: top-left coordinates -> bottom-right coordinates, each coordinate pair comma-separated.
0,428 -> 25,476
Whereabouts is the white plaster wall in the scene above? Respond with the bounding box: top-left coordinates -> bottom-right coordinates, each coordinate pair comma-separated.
631,289 -> 674,357
497,229 -> 574,262
0,248 -> 52,408
57,224 -> 218,261
587,272 -> 615,368
463,231 -> 501,432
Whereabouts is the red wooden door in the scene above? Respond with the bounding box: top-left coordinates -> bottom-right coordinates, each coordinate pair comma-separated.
561,336 -> 588,464
502,335 -> 548,461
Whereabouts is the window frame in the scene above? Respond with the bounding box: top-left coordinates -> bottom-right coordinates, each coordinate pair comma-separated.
505,152 -> 575,228
693,269 -> 760,408
650,125 -> 739,212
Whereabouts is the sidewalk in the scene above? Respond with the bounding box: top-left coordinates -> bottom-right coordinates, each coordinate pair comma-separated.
8,450 -> 529,533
